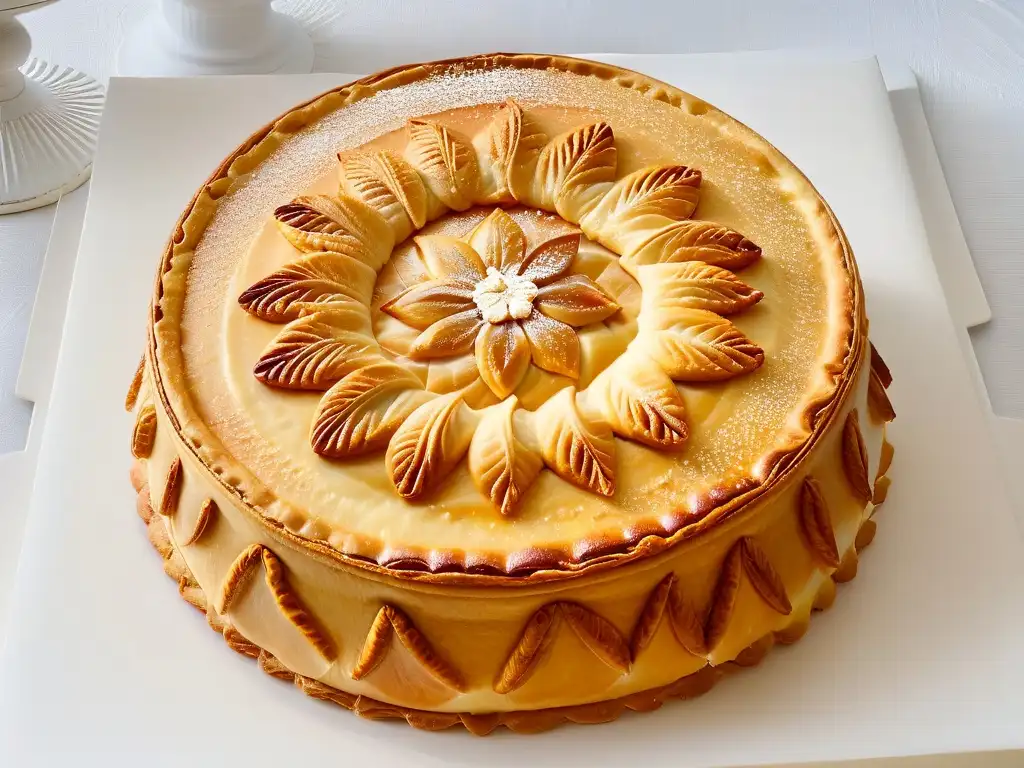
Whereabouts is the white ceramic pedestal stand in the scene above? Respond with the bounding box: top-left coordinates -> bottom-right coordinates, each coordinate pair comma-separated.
117,0 -> 315,77
0,0 -> 104,214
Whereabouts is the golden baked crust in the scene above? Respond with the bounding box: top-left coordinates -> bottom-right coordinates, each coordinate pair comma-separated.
130,451 -> 889,733
129,54 -> 895,723
146,53 -> 863,578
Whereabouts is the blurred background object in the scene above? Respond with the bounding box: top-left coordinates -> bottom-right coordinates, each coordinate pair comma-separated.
0,0 -> 103,213
116,0 -> 314,76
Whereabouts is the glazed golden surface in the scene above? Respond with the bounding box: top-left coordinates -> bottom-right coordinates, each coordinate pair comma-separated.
130,54 -> 893,726
164,60 -> 853,574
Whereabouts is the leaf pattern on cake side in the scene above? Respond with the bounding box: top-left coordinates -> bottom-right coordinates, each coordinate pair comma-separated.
158,457 -> 183,517
739,538 -> 792,615
131,404 -> 158,459
494,604 -> 560,694
870,341 -> 893,388
216,544 -> 335,661
842,409 -> 872,504
559,601 -> 631,673
260,548 -> 337,662
868,369 -> 896,423
182,499 -> 218,546
494,601 -> 629,694
629,573 -> 707,660
799,477 -> 840,568
352,605 -> 464,691
704,544 -> 743,652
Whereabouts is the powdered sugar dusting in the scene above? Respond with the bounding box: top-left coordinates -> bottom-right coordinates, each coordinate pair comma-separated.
183,64 -> 837,548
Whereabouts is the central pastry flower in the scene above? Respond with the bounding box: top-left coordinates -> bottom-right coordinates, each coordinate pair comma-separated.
380,209 -> 621,398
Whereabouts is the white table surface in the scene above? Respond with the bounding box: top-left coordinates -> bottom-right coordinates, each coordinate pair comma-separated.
3,0 -> 1024,458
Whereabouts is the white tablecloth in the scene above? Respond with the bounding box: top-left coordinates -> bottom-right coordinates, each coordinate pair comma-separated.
5,0 -> 1024,454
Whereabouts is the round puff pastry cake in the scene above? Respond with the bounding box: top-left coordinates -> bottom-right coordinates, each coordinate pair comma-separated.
126,54 -> 896,733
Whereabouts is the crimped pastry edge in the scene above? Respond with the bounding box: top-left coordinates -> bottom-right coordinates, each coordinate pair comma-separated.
147,53 -> 863,580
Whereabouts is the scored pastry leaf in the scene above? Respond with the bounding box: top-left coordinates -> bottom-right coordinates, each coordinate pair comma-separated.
870,341 -> 893,388
385,393 -> 472,499
739,538 -> 792,615
596,355 -> 689,448
467,397 -> 543,516
273,194 -> 394,270
581,164 -> 701,246
666,577 -> 708,656
532,122 -> 617,222
405,119 -> 481,211
518,232 -> 581,285
218,543 -> 264,613
632,573 -> 708,658
158,457 -> 183,517
868,369 -> 896,423
646,309 -> 764,381
630,574 -> 675,659
351,606 -> 393,680
620,219 -> 762,276
260,547 -> 337,662
705,544 -> 743,651
253,312 -> 381,390
494,604 -> 559,694
842,409 -> 872,503
350,606 -> 467,691
238,251 -> 377,323
338,150 -> 429,241
478,98 -> 548,204
131,404 -> 158,459
311,363 -> 431,458
799,477 -> 840,568
535,388 -> 616,497
181,499 -> 217,547
558,602 -> 631,673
